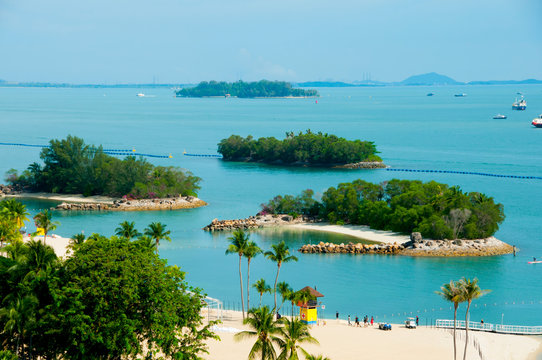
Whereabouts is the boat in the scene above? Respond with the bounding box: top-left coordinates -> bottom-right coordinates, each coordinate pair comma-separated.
427,93 -> 434,96
528,261 -> 542,264
454,93 -> 467,97
136,93 -> 145,97
493,114 -> 507,119
512,96 -> 526,110
532,115 -> 542,128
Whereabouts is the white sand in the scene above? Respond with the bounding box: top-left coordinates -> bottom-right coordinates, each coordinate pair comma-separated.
203,310 -> 541,360
22,234 -> 72,258
289,223 -> 411,244
7,192 -> 115,204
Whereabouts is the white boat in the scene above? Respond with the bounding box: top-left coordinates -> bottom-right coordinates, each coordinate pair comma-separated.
454,93 -> 467,97
532,115 -> 542,128
136,93 -> 145,97
493,114 -> 507,119
512,96 -> 526,110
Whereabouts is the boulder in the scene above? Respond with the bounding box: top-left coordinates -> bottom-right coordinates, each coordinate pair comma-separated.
410,232 -> 423,243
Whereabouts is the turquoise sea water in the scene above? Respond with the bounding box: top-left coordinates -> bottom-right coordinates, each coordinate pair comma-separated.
1,85 -> 542,325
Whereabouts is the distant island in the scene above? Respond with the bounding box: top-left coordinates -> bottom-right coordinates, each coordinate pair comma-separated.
2,74 -> 541,88
217,130 -> 384,168
4,136 -> 206,210
175,80 -> 319,98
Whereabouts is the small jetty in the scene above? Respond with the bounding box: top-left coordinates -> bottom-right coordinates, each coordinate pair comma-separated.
436,319 -> 542,335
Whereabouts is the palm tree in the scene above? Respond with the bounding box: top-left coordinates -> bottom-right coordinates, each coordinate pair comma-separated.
115,221 -> 141,239
226,229 -> 250,319
0,295 -> 38,357
1,199 -> 29,229
244,240 -> 263,312
305,355 -> 331,360
276,282 -> 292,314
234,306 -> 283,360
68,233 -> 86,251
459,278 -> 490,360
264,241 -> 298,311
0,211 -> 21,247
24,239 -> 57,274
135,235 -> 157,252
436,280 -> 464,360
277,317 -> 319,360
33,210 -> 59,246
143,222 -> 171,253
253,278 -> 272,307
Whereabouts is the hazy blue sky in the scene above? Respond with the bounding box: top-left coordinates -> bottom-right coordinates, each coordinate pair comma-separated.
1,0 -> 541,83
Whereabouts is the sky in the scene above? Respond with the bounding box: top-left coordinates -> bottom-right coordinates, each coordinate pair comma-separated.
0,0 -> 541,83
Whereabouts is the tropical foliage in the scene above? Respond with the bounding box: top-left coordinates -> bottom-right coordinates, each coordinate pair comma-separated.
265,241 -> 298,311
261,179 -> 505,240
218,130 -> 381,165
6,135 -> 201,199
0,234 -> 216,359
226,229 -> 251,319
176,80 -> 318,98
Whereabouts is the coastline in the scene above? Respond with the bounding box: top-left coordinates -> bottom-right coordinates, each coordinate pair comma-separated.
203,309 -> 542,360
204,216 -> 514,257
5,192 -> 207,211
220,159 -> 386,169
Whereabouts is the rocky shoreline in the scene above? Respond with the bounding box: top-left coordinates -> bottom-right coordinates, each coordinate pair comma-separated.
333,161 -> 387,169
1,186 -> 206,211
222,158 -> 386,169
203,214 -> 311,231
299,232 -> 514,257
55,196 -> 207,212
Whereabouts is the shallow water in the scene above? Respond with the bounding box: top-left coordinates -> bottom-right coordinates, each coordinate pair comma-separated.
1,85 -> 542,324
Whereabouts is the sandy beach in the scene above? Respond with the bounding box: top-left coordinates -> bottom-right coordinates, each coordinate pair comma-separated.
289,223 -> 411,244
203,310 -> 542,360
22,234 -> 72,258
7,192 -> 115,204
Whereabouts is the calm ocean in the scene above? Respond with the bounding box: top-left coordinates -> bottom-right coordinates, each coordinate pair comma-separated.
1,85 -> 541,325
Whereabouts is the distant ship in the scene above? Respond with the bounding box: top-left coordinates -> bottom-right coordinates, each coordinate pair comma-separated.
427,93 -> 434,96
512,96 -> 526,110
454,93 -> 467,97
136,93 -> 145,97
532,115 -> 542,128
493,114 -> 507,119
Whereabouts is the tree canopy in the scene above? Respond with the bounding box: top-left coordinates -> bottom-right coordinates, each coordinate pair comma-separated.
175,80 -> 318,98
218,130 -> 382,165
0,235 -> 217,359
6,135 -> 201,199
261,179 -> 505,240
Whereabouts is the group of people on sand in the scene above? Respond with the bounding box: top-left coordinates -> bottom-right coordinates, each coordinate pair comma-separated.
345,314 -> 373,327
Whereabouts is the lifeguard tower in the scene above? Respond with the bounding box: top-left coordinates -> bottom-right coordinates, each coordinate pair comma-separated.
297,286 -> 324,325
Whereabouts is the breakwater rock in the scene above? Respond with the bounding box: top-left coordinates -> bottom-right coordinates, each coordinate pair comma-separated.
203,214 -> 311,231
299,242 -> 404,255
333,161 -> 387,169
55,196 -> 206,212
0,184 -> 22,197
401,236 -> 514,257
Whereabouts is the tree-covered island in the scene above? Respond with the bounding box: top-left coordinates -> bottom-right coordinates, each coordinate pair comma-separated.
175,80 -> 319,98
6,136 -> 201,199
260,179 -> 505,240
218,130 -> 384,167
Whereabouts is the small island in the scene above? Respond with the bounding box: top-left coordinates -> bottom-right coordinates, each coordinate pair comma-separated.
3,136 -> 206,211
204,179 -> 513,257
175,80 -> 319,98
218,130 -> 385,168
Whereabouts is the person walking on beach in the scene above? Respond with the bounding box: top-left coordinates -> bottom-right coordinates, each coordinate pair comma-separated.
370,316 -> 374,326
336,311 -> 339,320
348,315 -> 351,326
416,316 -> 419,326
355,316 -> 360,327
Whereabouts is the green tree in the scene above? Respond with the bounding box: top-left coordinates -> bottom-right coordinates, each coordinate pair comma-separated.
115,221 -> 141,239
0,208 -> 21,247
264,241 -> 298,311
0,295 -> 38,358
459,278 -> 490,360
226,229 -> 251,319
0,199 -> 29,229
253,278 -> 272,307
33,210 -> 59,246
436,280 -> 464,360
244,239 -> 263,312
277,317 -> 319,360
144,222 -> 171,253
234,306 -> 283,360
68,233 -> 86,252
305,355 -> 331,360
276,282 -> 292,314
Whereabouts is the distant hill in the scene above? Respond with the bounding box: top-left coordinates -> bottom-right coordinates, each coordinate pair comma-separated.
399,72 -> 463,86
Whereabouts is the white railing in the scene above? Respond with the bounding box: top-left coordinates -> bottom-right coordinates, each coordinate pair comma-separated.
436,319 -> 542,335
